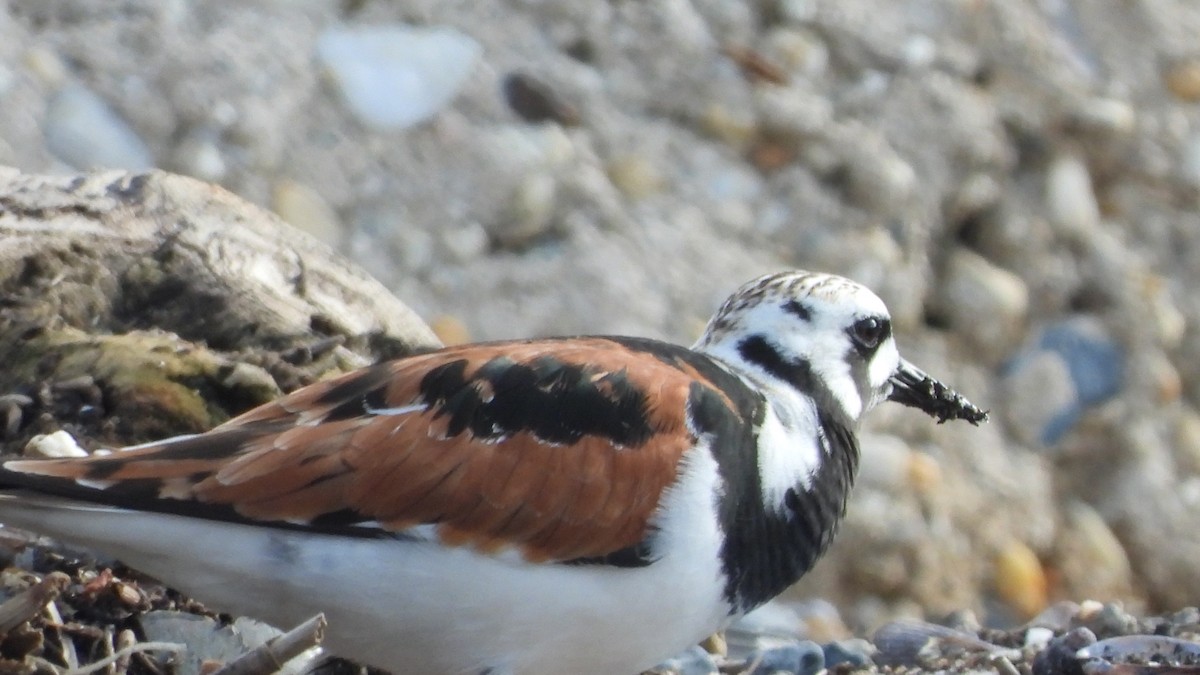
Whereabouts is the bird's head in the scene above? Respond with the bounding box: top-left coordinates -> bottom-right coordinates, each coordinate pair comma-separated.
695,271 -> 987,426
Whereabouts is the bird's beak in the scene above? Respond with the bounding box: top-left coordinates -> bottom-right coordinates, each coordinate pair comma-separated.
888,358 -> 988,425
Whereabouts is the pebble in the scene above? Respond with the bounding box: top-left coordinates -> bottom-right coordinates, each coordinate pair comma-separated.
23,430 -> 87,459
272,179 -> 343,247
902,34 -> 937,69
1077,635 -> 1200,664
44,83 -> 155,170
1139,274 -> 1186,348
1054,501 -> 1134,606
907,451 -> 943,494
755,86 -> 833,139
316,24 -> 482,130
429,315 -> 470,346
1032,628 -> 1097,675
23,45 -> 68,87
495,172 -> 558,248
873,620 -> 1011,668
439,222 -> 490,262
1037,318 -> 1124,406
823,639 -> 874,668
993,540 -> 1048,619
936,249 -> 1029,364
1002,318 -> 1124,445
1079,602 -> 1140,637
1025,626 -> 1056,651
1029,601 -> 1084,632
1071,98 -> 1136,135
749,640 -> 824,675
728,602 -> 805,657
699,103 -> 758,147
1164,59 -> 1200,101
651,645 -> 719,675
792,598 -> 851,643
502,72 -> 580,125
607,155 -> 666,200
762,28 -> 829,76
1046,154 -> 1101,238
173,130 -> 227,182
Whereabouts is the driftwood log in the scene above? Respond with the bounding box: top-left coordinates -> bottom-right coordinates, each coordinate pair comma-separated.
0,166 -> 440,455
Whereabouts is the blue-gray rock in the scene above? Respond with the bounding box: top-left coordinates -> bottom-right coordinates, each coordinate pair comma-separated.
750,640 -> 825,675
1002,317 -> 1124,445
316,24 -> 482,131
823,639 -> 873,669
1037,319 -> 1124,405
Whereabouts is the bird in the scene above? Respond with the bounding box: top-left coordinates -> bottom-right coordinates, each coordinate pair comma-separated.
0,270 -> 986,675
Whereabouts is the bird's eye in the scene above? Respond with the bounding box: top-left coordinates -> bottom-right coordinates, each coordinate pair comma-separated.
850,317 -> 889,352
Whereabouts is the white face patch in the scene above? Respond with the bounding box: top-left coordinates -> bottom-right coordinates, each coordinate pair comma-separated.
864,339 -> 901,411
754,394 -> 823,511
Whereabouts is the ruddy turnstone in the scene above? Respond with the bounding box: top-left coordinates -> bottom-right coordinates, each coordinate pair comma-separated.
0,270 -> 985,675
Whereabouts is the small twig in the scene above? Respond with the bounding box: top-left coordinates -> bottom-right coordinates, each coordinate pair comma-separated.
211,614 -> 327,675
0,571 -> 71,635
43,601 -> 79,671
63,641 -> 187,675
990,653 -> 1023,675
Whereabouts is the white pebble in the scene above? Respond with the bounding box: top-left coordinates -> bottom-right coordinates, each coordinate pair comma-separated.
1074,97 -> 1136,134
317,24 -> 482,131
498,172 -> 558,247
44,83 -> 155,170
902,34 -> 937,69
24,430 -> 88,459
174,131 -> 227,182
440,222 -> 490,262
1024,626 -> 1055,650
1046,154 -> 1101,236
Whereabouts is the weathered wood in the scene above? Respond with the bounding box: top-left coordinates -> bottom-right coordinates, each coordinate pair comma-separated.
0,167 -> 440,452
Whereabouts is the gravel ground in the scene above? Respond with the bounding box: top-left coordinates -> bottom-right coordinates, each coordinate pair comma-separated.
2,0 -> 1200,671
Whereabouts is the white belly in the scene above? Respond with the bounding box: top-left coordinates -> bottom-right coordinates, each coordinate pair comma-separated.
0,449 -> 732,674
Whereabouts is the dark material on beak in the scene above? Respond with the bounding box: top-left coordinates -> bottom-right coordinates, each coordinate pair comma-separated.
888,359 -> 988,425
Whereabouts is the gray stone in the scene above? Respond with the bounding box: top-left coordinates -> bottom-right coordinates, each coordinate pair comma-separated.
316,24 -> 482,130
44,83 -> 154,170
935,249 -> 1030,365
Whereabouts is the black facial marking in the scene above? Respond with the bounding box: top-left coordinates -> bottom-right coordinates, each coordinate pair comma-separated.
736,335 -> 852,427
783,299 -> 812,321
418,354 -> 654,446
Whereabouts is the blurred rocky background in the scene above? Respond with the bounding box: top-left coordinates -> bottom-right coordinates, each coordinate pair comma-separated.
1,0 -> 1199,640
